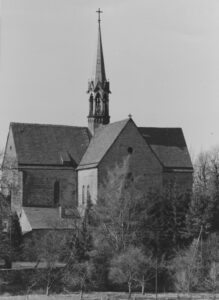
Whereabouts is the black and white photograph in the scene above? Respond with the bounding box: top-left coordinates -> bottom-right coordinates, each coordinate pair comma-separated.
0,1 -> 219,299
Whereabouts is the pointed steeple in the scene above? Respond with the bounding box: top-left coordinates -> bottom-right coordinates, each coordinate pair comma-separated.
95,16 -> 106,85
87,9 -> 111,136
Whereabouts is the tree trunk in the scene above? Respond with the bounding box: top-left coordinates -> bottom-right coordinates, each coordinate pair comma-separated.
46,284 -> 50,296
128,282 -> 132,299
141,283 -> 145,295
80,287 -> 84,300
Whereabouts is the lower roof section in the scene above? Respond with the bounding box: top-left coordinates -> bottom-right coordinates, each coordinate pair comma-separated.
20,206 -> 79,234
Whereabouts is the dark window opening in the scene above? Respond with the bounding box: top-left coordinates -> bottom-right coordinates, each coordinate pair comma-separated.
82,185 -> 85,205
127,147 -> 133,154
54,181 -> 60,207
87,185 -> 91,204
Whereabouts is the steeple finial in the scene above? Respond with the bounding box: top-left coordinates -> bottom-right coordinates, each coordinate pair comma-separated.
96,8 -> 103,23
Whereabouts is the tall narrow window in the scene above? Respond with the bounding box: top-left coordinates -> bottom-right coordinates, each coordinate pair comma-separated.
82,185 -> 85,205
87,185 -> 91,204
54,181 -> 60,207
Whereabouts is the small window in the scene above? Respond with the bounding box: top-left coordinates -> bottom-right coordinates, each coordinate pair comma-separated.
54,181 -> 60,207
127,147 -> 133,154
82,185 -> 85,205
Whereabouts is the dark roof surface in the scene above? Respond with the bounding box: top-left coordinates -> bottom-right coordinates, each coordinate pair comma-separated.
138,127 -> 193,169
22,207 -> 77,230
11,123 -> 90,166
10,121 -> 192,170
78,119 -> 129,169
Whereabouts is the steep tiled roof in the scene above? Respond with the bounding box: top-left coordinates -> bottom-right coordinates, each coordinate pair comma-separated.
20,207 -> 78,233
138,127 -> 193,169
11,123 -> 91,166
78,119 -> 130,169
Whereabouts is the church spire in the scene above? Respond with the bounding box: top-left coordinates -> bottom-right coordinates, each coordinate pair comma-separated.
95,9 -> 106,85
87,9 -> 111,136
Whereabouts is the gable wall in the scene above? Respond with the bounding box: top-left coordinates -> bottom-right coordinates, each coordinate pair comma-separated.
22,168 -> 77,208
1,127 -> 23,213
98,121 -> 163,196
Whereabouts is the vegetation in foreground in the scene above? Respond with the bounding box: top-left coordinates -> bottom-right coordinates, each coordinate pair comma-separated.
0,148 -> 219,296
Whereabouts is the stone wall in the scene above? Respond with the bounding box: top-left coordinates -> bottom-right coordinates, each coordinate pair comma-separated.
22,167 -> 77,208
163,171 -> 193,192
1,127 -> 23,213
98,120 -> 163,196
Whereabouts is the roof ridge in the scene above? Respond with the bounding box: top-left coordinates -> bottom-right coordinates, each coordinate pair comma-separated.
139,126 -> 182,130
10,122 -> 88,129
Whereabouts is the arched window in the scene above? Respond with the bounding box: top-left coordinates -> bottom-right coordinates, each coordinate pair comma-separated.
87,185 -> 91,204
82,185 -> 85,205
54,181 -> 60,207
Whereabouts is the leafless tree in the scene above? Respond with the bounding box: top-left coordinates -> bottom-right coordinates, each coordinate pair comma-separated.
95,156 -> 146,253
23,230 -> 70,296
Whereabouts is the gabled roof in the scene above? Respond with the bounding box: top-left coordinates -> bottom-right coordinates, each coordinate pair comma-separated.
138,127 -> 193,169
20,207 -> 78,234
10,123 -> 91,166
78,119 -> 130,169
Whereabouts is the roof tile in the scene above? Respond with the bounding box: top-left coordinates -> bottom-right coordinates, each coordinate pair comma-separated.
78,119 -> 129,168
11,123 -> 91,166
139,127 -> 193,169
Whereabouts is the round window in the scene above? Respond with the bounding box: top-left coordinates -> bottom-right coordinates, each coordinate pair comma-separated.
127,147 -> 133,154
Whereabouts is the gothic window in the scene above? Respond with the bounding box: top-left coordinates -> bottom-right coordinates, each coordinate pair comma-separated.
82,185 -> 85,205
54,181 -> 60,207
87,185 -> 91,204
89,95 -> 94,116
95,94 -> 101,115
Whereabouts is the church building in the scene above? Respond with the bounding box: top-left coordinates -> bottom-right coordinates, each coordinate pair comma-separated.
1,11 -> 193,235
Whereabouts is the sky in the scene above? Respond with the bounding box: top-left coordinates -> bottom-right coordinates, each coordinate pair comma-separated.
0,0 -> 219,157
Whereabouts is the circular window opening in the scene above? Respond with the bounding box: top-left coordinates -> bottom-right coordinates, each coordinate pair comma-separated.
127,147 -> 133,154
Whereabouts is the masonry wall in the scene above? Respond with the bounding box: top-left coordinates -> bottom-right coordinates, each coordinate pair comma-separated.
98,120 -> 163,197
163,171 -> 193,192
22,168 -> 77,208
77,168 -> 98,212
1,127 -> 23,214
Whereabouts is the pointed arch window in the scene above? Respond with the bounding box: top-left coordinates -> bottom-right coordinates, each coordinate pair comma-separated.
54,181 -> 60,207
82,185 -> 85,205
87,185 -> 91,204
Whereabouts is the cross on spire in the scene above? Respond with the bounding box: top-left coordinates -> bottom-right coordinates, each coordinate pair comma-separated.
96,8 -> 103,23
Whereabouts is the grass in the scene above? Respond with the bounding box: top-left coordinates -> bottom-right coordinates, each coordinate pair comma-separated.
0,292 -> 219,300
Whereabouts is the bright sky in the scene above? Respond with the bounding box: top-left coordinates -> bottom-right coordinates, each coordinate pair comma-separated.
0,0 -> 219,156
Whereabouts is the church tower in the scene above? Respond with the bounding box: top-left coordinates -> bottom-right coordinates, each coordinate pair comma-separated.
87,9 -> 111,136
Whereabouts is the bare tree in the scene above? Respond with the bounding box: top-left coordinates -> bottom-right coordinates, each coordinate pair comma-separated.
63,260 -> 95,299
23,230 -> 70,296
109,246 -> 150,298
0,192 -> 11,268
171,239 -> 202,293
95,156 -> 146,253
